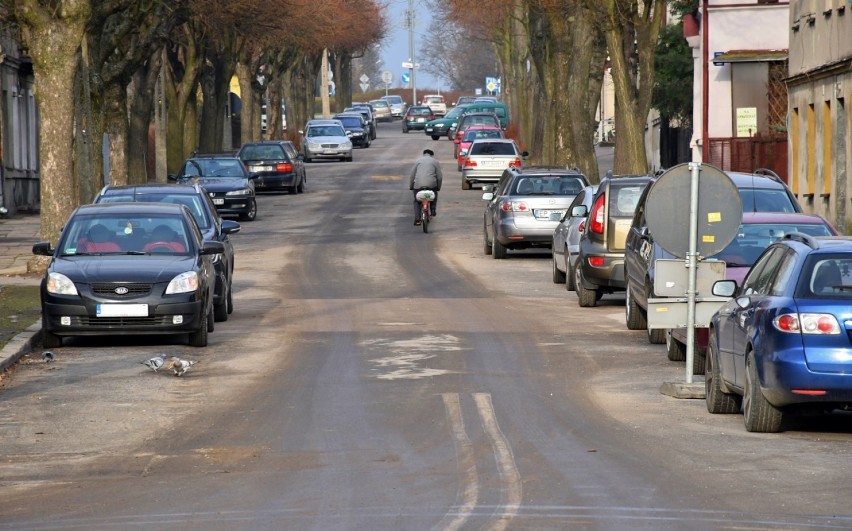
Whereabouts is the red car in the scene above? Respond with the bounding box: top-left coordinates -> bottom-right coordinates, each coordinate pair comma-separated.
454,125 -> 504,170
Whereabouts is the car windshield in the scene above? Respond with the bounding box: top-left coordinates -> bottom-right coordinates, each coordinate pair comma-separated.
470,142 -> 515,156
384,96 -> 403,104
463,129 -> 502,142
239,145 -> 285,161
445,106 -> 468,118
183,159 -> 246,179
370,100 -> 389,108
711,222 -> 834,267
337,117 -> 362,128
96,193 -> 211,230
800,256 -> 852,297
512,176 -> 585,196
308,126 -> 346,137
740,188 -> 798,212
424,97 -> 443,104
59,214 -> 192,256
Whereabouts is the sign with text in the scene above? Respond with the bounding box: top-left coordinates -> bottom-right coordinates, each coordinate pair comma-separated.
736,107 -> 757,137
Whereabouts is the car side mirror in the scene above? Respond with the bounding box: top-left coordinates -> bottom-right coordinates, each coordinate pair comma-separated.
482,192 -> 494,201
711,279 -> 737,297
221,220 -> 241,235
521,151 -> 530,158
459,150 -> 467,157
32,241 -> 53,256
248,172 -> 259,180
167,174 -> 178,182
296,153 -> 304,160
200,241 -> 225,255
298,130 -> 304,135
571,205 -> 587,217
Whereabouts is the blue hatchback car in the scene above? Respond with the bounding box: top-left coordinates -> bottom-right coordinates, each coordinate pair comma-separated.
707,234 -> 852,432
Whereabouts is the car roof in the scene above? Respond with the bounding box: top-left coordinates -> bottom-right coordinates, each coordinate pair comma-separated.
99,183 -> 203,196
240,140 -> 291,146
471,138 -> 515,144
76,202 -> 189,216
739,212 -> 832,225
514,166 -> 584,175
188,154 -> 241,161
726,170 -> 789,189
307,119 -> 342,125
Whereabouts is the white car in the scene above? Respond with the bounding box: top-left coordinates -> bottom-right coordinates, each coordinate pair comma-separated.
421,94 -> 447,116
461,138 -> 527,190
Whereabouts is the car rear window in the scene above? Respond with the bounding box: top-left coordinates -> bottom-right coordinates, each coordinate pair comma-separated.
239,144 -> 286,161
609,185 -> 644,216
512,176 -> 585,195
464,115 -> 499,127
470,142 -> 516,156
712,222 -> 833,267
409,107 -> 432,116
463,129 -> 503,142
740,189 -> 798,212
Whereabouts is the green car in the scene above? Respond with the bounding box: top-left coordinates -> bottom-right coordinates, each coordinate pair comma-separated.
424,104 -> 470,140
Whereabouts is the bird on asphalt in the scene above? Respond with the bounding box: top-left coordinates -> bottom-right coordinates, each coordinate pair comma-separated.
42,351 -> 55,363
141,355 -> 167,372
170,357 -> 198,377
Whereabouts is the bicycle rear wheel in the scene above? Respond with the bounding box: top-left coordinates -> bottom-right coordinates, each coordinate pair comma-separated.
421,203 -> 430,233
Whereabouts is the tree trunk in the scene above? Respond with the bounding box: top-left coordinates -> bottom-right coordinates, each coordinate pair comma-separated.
165,29 -> 202,170
128,54 -> 163,183
237,62 -> 256,144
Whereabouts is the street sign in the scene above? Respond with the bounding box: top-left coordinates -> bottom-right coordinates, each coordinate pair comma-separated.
360,82 -> 370,92
359,74 -> 369,84
401,72 -> 410,85
402,62 -> 421,69
381,70 -> 393,84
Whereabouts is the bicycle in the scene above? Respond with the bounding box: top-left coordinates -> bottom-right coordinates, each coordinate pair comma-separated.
415,189 -> 435,233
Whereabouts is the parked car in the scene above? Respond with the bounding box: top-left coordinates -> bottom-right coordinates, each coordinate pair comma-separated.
169,154 -> 257,221
94,183 -> 241,323
474,96 -> 498,103
455,126 -> 504,170
449,102 -> 510,135
421,94 -> 447,115
236,140 -> 306,194
333,112 -> 371,148
575,174 -> 653,307
483,167 -> 588,259
368,99 -> 392,122
402,105 -> 435,133
454,96 -> 477,106
424,104 -> 470,140
461,138 -> 527,190
449,111 -> 502,141
347,105 -> 377,140
32,202 -> 222,347
381,94 -> 407,118
625,168 -> 806,355
552,184 -> 598,290
298,122 -> 353,162
707,234 -> 852,432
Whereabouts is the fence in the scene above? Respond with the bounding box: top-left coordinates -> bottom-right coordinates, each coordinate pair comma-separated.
707,135 -> 788,183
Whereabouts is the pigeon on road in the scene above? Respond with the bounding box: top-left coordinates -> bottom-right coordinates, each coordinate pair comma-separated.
42,351 -> 55,363
170,357 -> 198,376
141,355 -> 167,372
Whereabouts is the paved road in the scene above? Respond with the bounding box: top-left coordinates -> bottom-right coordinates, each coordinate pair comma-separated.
2,124 -> 852,529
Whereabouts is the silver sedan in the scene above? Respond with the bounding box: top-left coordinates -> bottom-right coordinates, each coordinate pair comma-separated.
299,124 -> 353,162
552,184 -> 598,289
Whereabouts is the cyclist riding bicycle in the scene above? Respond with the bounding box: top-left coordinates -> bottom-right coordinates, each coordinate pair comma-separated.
408,148 -> 443,225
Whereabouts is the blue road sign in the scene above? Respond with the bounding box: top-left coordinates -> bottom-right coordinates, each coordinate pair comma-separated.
401,72 -> 410,85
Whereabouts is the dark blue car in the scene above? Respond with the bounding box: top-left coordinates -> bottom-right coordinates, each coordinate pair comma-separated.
707,234 -> 852,432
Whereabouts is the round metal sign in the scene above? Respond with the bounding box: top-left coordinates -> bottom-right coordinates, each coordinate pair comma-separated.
381,70 -> 393,84
645,163 -> 743,259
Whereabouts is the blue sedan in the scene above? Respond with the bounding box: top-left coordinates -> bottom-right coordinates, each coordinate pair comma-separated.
707,234 -> 852,432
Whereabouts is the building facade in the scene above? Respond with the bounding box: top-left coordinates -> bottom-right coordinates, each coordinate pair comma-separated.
787,0 -> 852,233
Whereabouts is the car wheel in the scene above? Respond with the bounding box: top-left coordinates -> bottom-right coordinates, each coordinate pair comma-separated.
743,351 -> 783,432
552,252 -> 566,284
289,183 -> 298,194
665,330 -> 686,361
226,283 -> 234,314
461,179 -> 471,190
214,287 -> 229,322
297,177 -> 305,194
41,328 -> 62,348
431,135 -> 440,140
402,127 -> 408,133
492,237 -> 508,259
565,250 -> 575,291
575,260 -> 597,307
347,155 -> 353,162
648,326 -> 666,344
705,338 -> 741,414
239,199 -> 257,221
625,286 -> 647,330
188,308 -> 209,347
483,225 -> 492,255
693,345 -> 707,376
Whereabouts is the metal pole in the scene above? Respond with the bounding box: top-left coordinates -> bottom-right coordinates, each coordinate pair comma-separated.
685,162 -> 701,384
408,0 -> 416,104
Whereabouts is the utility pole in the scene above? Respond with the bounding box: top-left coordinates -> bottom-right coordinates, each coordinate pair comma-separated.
407,0 -> 417,104
321,48 -> 330,118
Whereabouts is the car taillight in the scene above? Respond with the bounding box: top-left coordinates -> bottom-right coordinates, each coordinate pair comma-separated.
276,163 -> 293,172
500,201 -> 529,212
590,194 -> 605,234
508,158 -> 521,168
464,159 -> 477,167
773,313 -> 841,334
588,256 -> 605,267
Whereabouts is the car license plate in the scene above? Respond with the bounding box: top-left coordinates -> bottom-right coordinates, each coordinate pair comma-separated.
97,304 -> 148,317
535,209 -> 565,220
213,198 -> 224,205
416,118 -> 425,122
250,165 -> 274,172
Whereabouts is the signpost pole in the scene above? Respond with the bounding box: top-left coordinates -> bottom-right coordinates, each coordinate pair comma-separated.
685,162 -> 701,384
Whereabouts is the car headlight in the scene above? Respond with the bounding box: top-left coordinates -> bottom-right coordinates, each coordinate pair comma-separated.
166,271 -> 199,294
342,140 -> 353,148
226,188 -> 251,196
307,141 -> 321,148
46,272 -> 78,295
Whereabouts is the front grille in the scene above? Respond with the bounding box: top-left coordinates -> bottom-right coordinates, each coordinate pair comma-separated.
74,316 -> 173,327
321,144 -> 339,148
91,283 -> 152,298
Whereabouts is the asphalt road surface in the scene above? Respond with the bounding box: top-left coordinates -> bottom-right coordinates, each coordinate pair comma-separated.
2,123 -> 852,530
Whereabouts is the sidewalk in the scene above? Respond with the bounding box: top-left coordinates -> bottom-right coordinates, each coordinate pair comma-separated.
0,213 -> 43,372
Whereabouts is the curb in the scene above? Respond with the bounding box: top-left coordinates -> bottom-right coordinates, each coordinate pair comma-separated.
0,319 -> 41,373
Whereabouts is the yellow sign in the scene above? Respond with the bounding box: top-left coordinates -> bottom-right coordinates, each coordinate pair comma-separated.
736,107 -> 757,137
703,235 -> 716,243
707,212 -> 721,223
